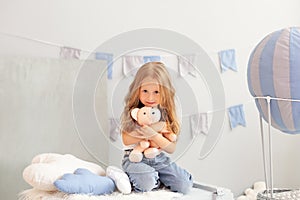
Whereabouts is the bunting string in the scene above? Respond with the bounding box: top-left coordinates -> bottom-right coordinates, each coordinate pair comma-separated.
0,31 -> 95,55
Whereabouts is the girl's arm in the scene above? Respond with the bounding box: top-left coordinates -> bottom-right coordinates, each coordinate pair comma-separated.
121,130 -> 144,146
138,126 -> 176,154
150,134 -> 176,154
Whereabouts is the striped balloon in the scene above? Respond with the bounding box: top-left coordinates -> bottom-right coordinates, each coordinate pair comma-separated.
247,27 -> 300,134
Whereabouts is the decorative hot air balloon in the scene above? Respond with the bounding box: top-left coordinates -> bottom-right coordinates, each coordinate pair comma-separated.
247,27 -> 300,134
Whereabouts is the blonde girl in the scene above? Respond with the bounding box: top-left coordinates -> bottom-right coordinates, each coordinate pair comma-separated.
121,62 -> 193,194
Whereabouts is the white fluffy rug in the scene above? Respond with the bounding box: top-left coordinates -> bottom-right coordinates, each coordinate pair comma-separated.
18,188 -> 183,200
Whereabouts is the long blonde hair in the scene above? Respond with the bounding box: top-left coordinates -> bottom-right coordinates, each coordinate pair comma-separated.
121,62 -> 180,135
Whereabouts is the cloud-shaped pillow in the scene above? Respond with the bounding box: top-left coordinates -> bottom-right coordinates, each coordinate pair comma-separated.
23,153 -> 105,191
54,168 -> 115,195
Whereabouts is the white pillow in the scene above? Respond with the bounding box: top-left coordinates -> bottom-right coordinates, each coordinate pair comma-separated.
23,153 -> 105,191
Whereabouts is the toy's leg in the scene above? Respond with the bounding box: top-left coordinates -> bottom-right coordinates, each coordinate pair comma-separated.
144,148 -> 161,159
129,141 -> 149,162
129,149 -> 143,162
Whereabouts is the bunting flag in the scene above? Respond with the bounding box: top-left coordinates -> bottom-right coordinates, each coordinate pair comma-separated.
122,55 -> 163,76
60,46 -> 81,59
190,112 -> 209,138
122,55 -> 144,76
227,104 -> 246,129
177,55 -> 198,77
122,54 -> 202,77
95,52 -> 114,79
143,55 -> 161,63
218,49 -> 238,73
109,118 -> 120,141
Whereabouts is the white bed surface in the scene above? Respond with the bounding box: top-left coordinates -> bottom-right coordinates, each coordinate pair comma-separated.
19,182 -> 234,200
19,188 -> 181,200
179,183 -> 234,200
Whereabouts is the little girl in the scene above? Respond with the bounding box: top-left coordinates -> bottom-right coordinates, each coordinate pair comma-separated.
120,61 -> 193,194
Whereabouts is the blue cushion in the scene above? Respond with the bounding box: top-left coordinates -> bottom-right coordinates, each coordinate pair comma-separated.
54,168 -> 115,195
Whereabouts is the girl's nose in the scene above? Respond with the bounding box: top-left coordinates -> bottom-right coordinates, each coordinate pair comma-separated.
148,93 -> 155,101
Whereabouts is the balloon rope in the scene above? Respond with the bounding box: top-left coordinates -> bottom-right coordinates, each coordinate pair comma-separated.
266,96 -> 274,198
259,114 -> 269,196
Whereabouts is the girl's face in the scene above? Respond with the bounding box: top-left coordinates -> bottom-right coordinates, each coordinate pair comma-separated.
139,77 -> 161,107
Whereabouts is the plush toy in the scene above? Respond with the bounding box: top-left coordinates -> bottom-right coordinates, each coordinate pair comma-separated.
23,153 -> 132,195
23,153 -> 105,191
129,106 -> 177,162
236,181 -> 266,200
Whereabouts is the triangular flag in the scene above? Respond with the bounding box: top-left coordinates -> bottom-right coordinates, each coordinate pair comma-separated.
122,55 -> 144,76
190,112 -> 209,137
143,55 -> 161,63
218,49 -> 238,73
227,104 -> 246,129
109,118 -> 120,141
60,46 -> 81,59
95,52 -> 114,79
178,55 -> 198,77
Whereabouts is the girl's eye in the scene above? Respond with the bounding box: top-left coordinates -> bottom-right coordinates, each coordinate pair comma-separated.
143,90 -> 148,93
154,91 -> 159,94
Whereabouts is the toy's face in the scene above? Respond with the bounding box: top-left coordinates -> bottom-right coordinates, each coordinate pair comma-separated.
132,107 -> 161,126
139,78 -> 161,107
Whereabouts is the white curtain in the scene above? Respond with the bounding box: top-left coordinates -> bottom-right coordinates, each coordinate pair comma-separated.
0,57 -> 108,196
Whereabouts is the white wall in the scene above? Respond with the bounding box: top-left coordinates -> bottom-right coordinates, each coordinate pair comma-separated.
1,0 -> 300,198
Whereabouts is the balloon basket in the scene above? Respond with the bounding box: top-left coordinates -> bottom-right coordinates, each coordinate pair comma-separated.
257,189 -> 300,200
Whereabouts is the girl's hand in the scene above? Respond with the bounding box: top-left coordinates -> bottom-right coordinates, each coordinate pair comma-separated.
148,140 -> 159,148
136,126 -> 176,154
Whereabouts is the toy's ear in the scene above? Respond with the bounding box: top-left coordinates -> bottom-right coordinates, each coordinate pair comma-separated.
131,108 -> 139,121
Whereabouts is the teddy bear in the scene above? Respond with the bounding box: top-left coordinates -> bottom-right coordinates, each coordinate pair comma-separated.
129,106 -> 177,162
